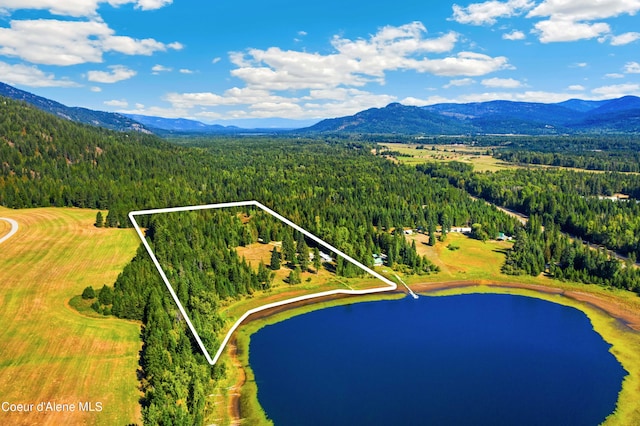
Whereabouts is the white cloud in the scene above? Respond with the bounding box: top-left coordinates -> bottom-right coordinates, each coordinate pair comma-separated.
567,84 -> 586,90
179,68 -> 194,74
228,23 -> 503,92
573,62 -> 589,67
161,22 -> 512,120
165,87 -> 295,108
0,60 -> 78,87
422,90 -> 592,105
409,52 -> 511,76
400,97 -> 432,106
152,64 -> 172,74
0,19 -> 182,66
503,30 -> 526,40
444,78 -> 475,88
624,61 -> 640,73
605,73 -> 625,78
527,0 -> 640,43
481,77 -> 522,88
591,83 -> 640,98
452,0 -> 534,25
119,105 -> 190,118
533,19 -> 610,43
104,99 -> 129,108
0,0 -> 172,17
87,65 -> 136,83
608,32 -> 640,45
90,86 -> 102,92
528,0 -> 640,22
212,57 -> 221,64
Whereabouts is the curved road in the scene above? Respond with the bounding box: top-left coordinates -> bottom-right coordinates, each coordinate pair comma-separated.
0,217 -> 18,244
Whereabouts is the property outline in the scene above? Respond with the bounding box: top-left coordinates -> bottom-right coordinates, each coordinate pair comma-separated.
129,200 -> 398,365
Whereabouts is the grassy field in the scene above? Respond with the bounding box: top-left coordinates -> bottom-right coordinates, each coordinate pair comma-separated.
214,241 -> 387,349
0,207 -> 142,426
0,218 -> 10,237
379,143 -> 516,172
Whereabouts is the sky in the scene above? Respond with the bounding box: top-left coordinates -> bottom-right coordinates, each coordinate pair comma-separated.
0,0 -> 639,126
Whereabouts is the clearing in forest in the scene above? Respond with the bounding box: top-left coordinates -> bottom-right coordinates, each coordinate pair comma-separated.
129,201 -> 397,365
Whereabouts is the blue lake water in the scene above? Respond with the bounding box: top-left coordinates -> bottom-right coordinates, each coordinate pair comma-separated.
249,293 -> 627,425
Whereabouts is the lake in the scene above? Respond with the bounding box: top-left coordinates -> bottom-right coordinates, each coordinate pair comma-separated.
249,293 -> 626,425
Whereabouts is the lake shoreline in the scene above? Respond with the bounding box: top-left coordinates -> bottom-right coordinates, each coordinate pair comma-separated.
227,279 -> 640,424
411,280 -> 640,331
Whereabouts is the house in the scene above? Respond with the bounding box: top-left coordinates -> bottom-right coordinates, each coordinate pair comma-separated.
372,253 -> 387,267
497,232 -> 513,241
320,251 -> 332,263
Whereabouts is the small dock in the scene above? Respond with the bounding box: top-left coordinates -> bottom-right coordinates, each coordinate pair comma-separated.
394,274 -> 419,299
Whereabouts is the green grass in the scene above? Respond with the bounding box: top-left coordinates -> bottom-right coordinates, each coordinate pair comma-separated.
379,143 -> 516,172
0,207 -> 142,426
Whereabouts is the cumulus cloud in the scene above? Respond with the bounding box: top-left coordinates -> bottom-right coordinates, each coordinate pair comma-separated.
0,60 -> 78,87
607,32 -> 640,45
481,77 -> 522,88
444,78 -> 475,88
152,64 -> 172,74
533,19 -> 610,43
87,65 -> 136,83
179,68 -> 194,74
503,30 -> 526,40
163,22 -> 511,120
591,83 -> 640,98
104,99 -> 129,108
422,90 -> 590,105
227,22 -> 508,93
527,0 -> 640,43
567,84 -> 586,90
625,61 -> 640,73
451,0 -> 534,25
527,0 -> 640,22
0,0 -> 172,17
0,19 -> 182,66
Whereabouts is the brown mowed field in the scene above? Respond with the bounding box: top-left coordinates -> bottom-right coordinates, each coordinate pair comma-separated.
0,207 -> 142,426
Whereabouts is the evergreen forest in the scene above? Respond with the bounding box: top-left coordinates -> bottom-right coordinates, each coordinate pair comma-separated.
3,96 -> 640,423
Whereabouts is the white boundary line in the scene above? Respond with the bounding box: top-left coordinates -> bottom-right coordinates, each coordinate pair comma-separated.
129,200 -> 398,365
0,217 -> 19,244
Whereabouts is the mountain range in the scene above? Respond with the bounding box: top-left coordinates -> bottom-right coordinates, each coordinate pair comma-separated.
0,82 -> 151,133
305,96 -> 640,135
1,81 -> 639,135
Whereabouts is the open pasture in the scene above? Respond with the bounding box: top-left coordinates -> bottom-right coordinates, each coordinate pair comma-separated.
0,207 -> 141,426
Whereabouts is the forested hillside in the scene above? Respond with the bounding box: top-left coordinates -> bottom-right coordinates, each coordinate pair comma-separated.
1,97 -> 521,424
418,162 -> 640,291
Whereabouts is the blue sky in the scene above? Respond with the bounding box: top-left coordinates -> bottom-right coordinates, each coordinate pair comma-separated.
1,0 -> 639,126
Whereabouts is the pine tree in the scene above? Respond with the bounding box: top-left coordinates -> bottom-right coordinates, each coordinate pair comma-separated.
313,247 -> 321,274
270,247 -> 281,270
95,211 -> 104,228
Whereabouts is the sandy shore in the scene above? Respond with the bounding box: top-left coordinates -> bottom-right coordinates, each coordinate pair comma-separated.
226,279 -> 640,423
